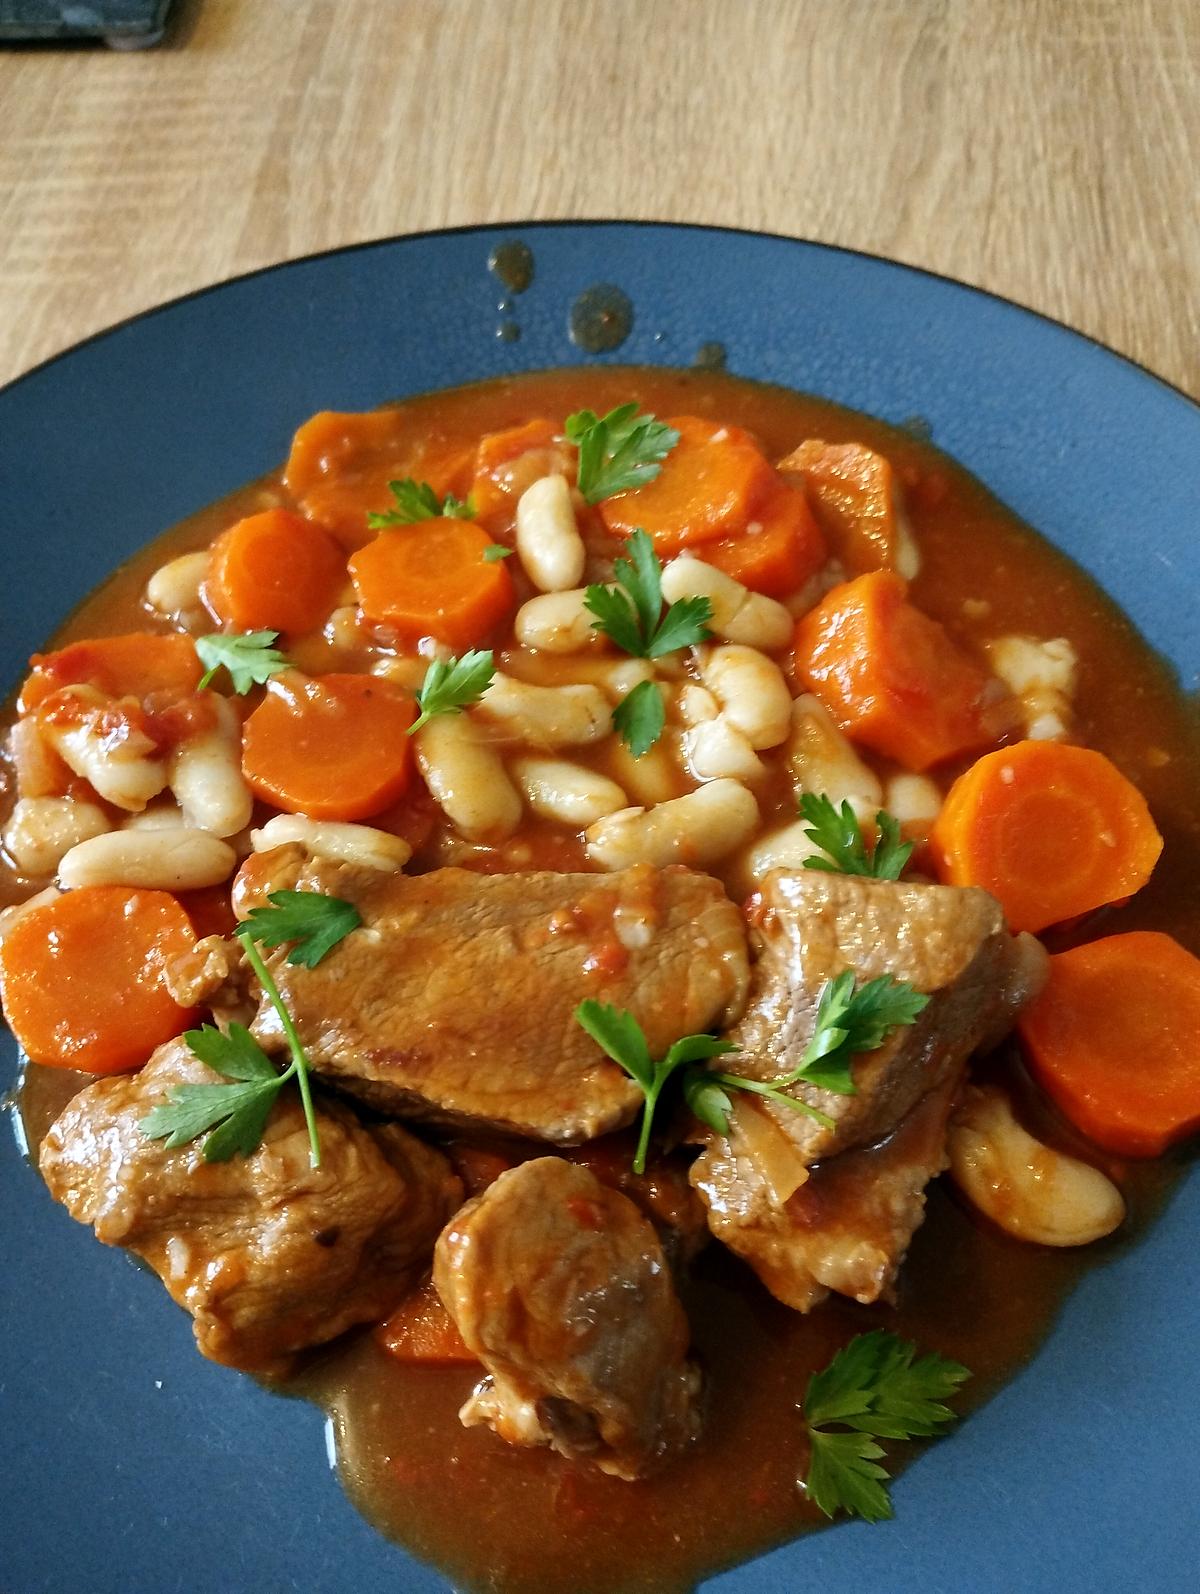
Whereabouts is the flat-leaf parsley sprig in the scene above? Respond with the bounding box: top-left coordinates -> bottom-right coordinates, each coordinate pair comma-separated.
799,793 -> 914,880
565,404 -> 680,505
240,888 -> 362,968
196,630 -> 289,694
407,649 -> 496,736
802,1330 -> 970,1522
368,479 -> 475,528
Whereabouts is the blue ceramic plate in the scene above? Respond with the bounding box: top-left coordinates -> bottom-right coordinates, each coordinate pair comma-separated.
2,223 -> 1197,1594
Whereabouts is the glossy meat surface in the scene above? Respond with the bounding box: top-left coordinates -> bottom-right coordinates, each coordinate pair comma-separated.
244,854 -> 750,1143
39,1039 -> 461,1371
690,871 -> 1046,1309
434,1157 -> 701,1479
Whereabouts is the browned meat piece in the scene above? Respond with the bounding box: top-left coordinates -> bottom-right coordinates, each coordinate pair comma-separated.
39,1039 -> 461,1372
689,871 -> 1046,1310
242,855 -> 750,1143
434,1157 -> 702,1479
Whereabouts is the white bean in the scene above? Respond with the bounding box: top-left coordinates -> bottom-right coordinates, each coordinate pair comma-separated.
9,717 -> 65,799
510,756 -> 628,826
42,685 -> 167,812
476,673 -> 611,748
988,635 -> 1077,743
169,696 -> 253,838
515,474 -> 586,593
884,773 -> 942,825
514,587 -> 603,654
734,819 -> 825,892
370,655 -> 429,691
786,694 -> 882,820
415,714 -> 522,842
0,887 -> 62,946
122,800 -> 190,831
683,719 -> 764,782
894,506 -> 921,580
677,683 -> 719,726
323,605 -> 363,651
700,644 -> 792,749
3,797 -> 112,877
145,550 -> 210,618
659,556 -> 792,650
251,814 -> 412,872
606,735 -> 682,808
586,778 -> 759,870
57,828 -> 236,891
948,1085 -> 1125,1247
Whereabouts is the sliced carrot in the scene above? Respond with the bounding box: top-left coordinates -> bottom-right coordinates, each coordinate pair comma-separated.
349,518 -> 515,650
205,509 -> 345,635
701,482 -> 827,596
471,418 -> 563,519
0,887 -> 197,1073
377,1277 -> 478,1365
18,632 -> 201,715
283,409 -> 474,547
598,416 -> 775,554
794,571 -> 994,770
930,740 -> 1162,933
241,671 -> 416,821
1018,932 -> 1200,1156
778,438 -> 903,574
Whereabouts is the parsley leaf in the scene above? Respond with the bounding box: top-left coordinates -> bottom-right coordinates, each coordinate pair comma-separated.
367,479 -> 475,528
584,529 -> 713,660
482,544 -> 514,562
575,1000 -> 734,1174
408,649 -> 496,736
565,404 -> 680,505
802,1330 -> 970,1521
240,889 -> 362,968
196,630 -> 288,694
611,678 -> 665,758
799,793 -> 914,880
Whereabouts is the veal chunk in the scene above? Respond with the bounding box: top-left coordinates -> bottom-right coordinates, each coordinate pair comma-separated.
435,1158 -> 701,1479
39,1040 -> 461,1372
245,856 -> 749,1143
690,871 -> 1045,1311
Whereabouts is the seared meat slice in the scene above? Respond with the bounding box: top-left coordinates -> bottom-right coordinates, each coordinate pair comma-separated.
690,871 -> 1045,1309
39,1039 -> 461,1372
243,855 -> 749,1143
434,1157 -> 701,1479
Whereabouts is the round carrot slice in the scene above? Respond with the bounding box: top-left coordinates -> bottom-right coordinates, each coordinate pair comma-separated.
1018,932 -> 1200,1156
701,483 -> 827,596
0,887 -> 197,1073
17,632 -> 201,714
241,671 -> 416,820
931,740 -> 1163,933
206,509 -> 345,635
349,518 -> 515,650
598,416 -> 775,553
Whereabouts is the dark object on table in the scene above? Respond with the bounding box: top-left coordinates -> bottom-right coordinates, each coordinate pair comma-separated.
0,0 -> 174,47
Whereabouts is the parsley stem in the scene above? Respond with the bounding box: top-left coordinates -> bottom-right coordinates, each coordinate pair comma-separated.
707,1071 -> 836,1130
632,1079 -> 662,1176
237,929 -> 322,1168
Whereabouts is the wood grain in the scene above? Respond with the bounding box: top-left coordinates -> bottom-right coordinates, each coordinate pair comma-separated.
1,0 -> 1197,395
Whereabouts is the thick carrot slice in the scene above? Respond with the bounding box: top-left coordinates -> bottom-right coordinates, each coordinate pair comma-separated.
0,887 -> 197,1073
18,632 -> 201,714
471,418 -> 563,519
1018,932 -> 1200,1156
598,416 -> 775,554
205,509 -> 345,635
930,740 -> 1162,933
701,483 -> 827,596
283,409 -> 474,547
377,1277 -> 478,1366
349,518 -> 515,649
778,438 -> 903,574
241,671 -> 416,820
794,571 -> 993,770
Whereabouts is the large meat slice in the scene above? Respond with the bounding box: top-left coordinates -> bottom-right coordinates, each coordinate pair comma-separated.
39,1039 -> 461,1372
690,871 -> 1045,1310
242,853 -> 750,1143
434,1157 -> 701,1479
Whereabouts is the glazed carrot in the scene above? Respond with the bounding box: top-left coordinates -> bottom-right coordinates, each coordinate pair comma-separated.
701,483 -> 827,596
599,416 -> 775,554
205,509 -> 345,635
0,887 -> 196,1073
18,632 -> 201,714
349,519 -> 515,650
930,740 -> 1162,933
1017,932 -> 1200,1156
778,438 -> 903,574
794,571 -> 993,770
242,672 -> 416,821
377,1277 -> 478,1366
471,417 -> 562,518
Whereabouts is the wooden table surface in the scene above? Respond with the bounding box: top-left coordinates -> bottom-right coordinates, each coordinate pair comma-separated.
2,0 -> 1197,397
